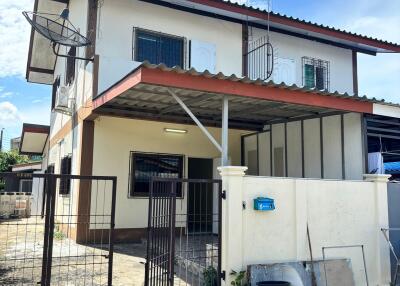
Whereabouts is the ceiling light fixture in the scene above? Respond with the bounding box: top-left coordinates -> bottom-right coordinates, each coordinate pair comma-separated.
164,128 -> 188,134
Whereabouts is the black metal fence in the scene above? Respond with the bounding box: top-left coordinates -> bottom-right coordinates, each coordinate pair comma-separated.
145,178 -> 222,286
0,172 -> 117,286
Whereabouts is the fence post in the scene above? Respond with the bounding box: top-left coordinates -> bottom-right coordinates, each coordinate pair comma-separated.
218,166 -> 247,285
364,174 -> 391,285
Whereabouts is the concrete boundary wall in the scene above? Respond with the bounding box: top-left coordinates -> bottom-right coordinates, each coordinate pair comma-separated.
218,166 -> 391,286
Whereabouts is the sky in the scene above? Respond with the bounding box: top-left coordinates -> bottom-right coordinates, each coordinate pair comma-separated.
0,0 -> 399,149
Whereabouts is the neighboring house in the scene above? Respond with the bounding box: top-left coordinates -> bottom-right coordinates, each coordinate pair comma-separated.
8,161 -> 42,193
10,137 -> 21,151
22,1 -> 400,284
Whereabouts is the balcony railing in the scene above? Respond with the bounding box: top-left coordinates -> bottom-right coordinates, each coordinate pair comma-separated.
245,35 -> 274,81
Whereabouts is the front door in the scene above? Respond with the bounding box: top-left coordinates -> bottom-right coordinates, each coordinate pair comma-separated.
188,157 -> 213,233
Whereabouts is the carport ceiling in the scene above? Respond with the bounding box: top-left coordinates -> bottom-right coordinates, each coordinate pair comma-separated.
94,83 -> 342,130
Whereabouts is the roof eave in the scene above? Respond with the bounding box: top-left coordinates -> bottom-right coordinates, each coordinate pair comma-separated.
94,64 -> 381,115
179,0 -> 400,53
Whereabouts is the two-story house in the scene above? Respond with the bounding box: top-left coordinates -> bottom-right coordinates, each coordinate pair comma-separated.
22,0 -> 400,240
20,1 -> 400,284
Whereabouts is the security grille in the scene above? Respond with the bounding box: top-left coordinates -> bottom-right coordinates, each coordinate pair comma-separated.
145,178 -> 223,286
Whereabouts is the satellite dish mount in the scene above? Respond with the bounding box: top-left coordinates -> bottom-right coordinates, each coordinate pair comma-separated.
23,9 -> 93,62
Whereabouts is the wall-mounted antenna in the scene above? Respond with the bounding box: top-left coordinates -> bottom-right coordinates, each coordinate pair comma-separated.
23,9 -> 93,62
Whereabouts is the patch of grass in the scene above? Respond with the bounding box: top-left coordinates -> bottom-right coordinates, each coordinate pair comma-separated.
53,225 -> 65,240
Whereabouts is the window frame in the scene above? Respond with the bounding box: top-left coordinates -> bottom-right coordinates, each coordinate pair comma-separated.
132,27 -> 186,68
59,155 -> 72,196
128,151 -> 185,198
51,76 -> 60,111
301,56 -> 330,91
65,47 -> 76,86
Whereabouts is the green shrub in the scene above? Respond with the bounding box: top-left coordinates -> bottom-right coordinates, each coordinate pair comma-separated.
203,266 -> 218,286
230,270 -> 247,286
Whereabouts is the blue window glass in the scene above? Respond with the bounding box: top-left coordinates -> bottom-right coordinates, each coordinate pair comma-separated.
135,29 -> 184,68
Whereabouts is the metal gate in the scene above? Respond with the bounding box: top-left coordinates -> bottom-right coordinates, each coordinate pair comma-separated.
0,172 -> 117,286
145,178 -> 222,286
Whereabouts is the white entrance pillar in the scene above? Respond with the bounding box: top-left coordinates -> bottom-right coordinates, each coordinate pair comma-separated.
218,166 -> 247,285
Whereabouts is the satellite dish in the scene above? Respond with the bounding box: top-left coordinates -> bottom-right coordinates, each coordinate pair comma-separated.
23,9 -> 92,61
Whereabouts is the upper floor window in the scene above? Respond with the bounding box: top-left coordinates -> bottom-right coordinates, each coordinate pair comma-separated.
302,57 -> 330,91
133,28 -> 185,68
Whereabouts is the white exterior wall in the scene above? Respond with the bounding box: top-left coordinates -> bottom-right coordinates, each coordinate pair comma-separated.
244,113 -> 364,180
251,28 -> 354,94
241,176 -> 389,286
49,0 -> 94,177
91,117 -> 247,229
96,0 -> 242,93
219,167 -> 391,286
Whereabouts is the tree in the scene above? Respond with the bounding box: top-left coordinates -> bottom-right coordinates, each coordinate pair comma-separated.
0,150 -> 29,173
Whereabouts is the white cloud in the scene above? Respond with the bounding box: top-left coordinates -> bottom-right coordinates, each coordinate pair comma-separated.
32,99 -> 42,103
0,91 -> 14,98
0,0 -> 34,78
0,101 -> 22,128
341,2 -> 400,103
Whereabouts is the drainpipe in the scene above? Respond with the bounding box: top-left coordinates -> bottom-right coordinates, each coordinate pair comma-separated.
221,96 -> 229,166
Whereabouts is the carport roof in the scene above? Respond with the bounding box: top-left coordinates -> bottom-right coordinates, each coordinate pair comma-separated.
93,62 -> 400,131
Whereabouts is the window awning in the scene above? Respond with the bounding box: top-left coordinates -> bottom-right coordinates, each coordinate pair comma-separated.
19,123 -> 50,155
92,62 -> 400,131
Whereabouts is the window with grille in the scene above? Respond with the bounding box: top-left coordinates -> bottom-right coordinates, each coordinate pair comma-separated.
65,47 -> 76,85
302,57 -> 330,91
133,28 -> 185,68
129,152 -> 184,197
59,156 -> 72,195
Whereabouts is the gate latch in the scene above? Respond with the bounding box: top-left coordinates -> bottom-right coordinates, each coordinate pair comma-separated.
221,190 -> 226,200
221,270 -> 226,280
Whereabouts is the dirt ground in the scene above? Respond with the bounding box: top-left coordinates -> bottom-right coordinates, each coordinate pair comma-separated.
0,217 -> 147,285
0,217 -> 207,285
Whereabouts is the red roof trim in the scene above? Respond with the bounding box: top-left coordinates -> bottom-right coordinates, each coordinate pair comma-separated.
187,0 -> 400,52
95,67 -> 373,114
93,69 -> 142,109
22,123 -> 50,134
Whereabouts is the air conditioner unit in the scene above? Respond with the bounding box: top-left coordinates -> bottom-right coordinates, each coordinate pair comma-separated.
54,85 -> 72,115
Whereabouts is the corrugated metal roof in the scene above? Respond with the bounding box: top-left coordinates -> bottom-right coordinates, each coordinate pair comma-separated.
139,61 -> 400,108
222,0 -> 400,50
